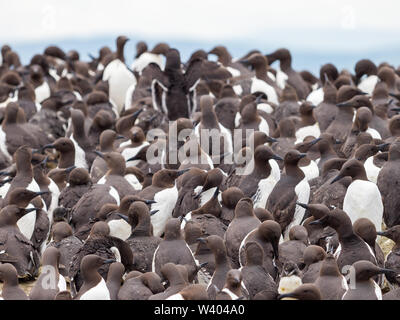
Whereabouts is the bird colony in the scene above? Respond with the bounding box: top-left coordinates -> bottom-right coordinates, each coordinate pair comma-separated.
0,36 -> 399,300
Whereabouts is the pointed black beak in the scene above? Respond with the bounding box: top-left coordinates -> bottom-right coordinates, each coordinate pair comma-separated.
336,102 -> 352,108
198,262 -> 208,269
65,165 -> 76,173
196,238 -> 207,244
42,144 -> 55,150
126,155 -> 139,162
240,59 -> 250,66
35,191 -> 49,196
377,143 -> 390,151
116,135 -> 126,140
376,231 -> 387,237
94,150 -> 104,159
271,154 -> 283,161
296,202 -> 309,210
103,259 -> 116,264
116,213 -> 129,223
330,174 -> 343,184
266,137 -> 278,143
150,210 -> 159,216
132,108 -> 143,119
309,215 -> 328,226
212,187 -> 220,199
176,169 -> 190,177
298,153 -> 307,159
309,137 -> 322,146
143,199 -> 156,205
25,207 -> 40,213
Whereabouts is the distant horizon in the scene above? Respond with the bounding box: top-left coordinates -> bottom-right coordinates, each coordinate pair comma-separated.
6,30 -> 400,75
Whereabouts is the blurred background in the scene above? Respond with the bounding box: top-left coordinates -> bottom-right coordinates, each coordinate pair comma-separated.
1,0 -> 399,74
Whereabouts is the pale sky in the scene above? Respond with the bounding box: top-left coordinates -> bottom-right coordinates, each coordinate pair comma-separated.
1,0 -> 400,43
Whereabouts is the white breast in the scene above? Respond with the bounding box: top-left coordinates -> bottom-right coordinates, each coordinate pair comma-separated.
17,203 -> 36,240
257,103 -> 274,114
108,185 -> 120,206
124,82 -> 137,111
47,179 -> 60,224
306,87 -> 324,106
166,293 -> 184,300
219,123 -> 233,154
258,117 -> 270,136
233,85 -> 243,96
70,136 -> 88,169
226,66 -> 241,77
284,178 -> 310,240
300,160 -> 320,181
35,82 -> 51,103
250,77 -> 279,105
357,75 -> 379,95
124,174 -> 142,191
269,159 -> 281,182
0,128 -> 12,162
79,278 -> 110,300
253,174 -> 279,209
122,142 -> 149,167
108,219 -> 131,241
278,276 -> 302,295
366,127 -> 381,140
131,53 -> 164,74
295,123 -> 321,144
221,288 -> 239,300
150,185 -> 179,237
364,156 -> 381,184
103,59 -> 136,115
58,274 -> 67,291
343,179 -> 383,232
276,67 -> 288,89
180,211 -> 192,230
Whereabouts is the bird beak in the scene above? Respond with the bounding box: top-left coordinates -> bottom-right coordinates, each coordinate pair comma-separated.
376,231 -> 387,237
103,259 -> 116,264
94,150 -> 104,159
116,213 -> 129,223
309,215 -> 328,226
126,154 -> 139,162
271,154 -> 283,161
272,241 -> 279,259
296,202 -> 309,210
150,210 -> 159,216
65,165 -> 76,173
25,207 -> 40,213
212,187 -> 220,199
330,174 -> 343,184
144,199 -> 156,205
309,137 -> 322,146
176,169 -> 190,177
380,268 -> 396,275
35,191 -> 49,196
116,135 -> 126,140
298,153 -> 307,159
42,144 -> 55,150
198,262 -> 208,269
132,108 -> 143,118
336,102 -> 352,108
196,238 -> 207,244
267,137 -> 278,143
377,143 -> 390,151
